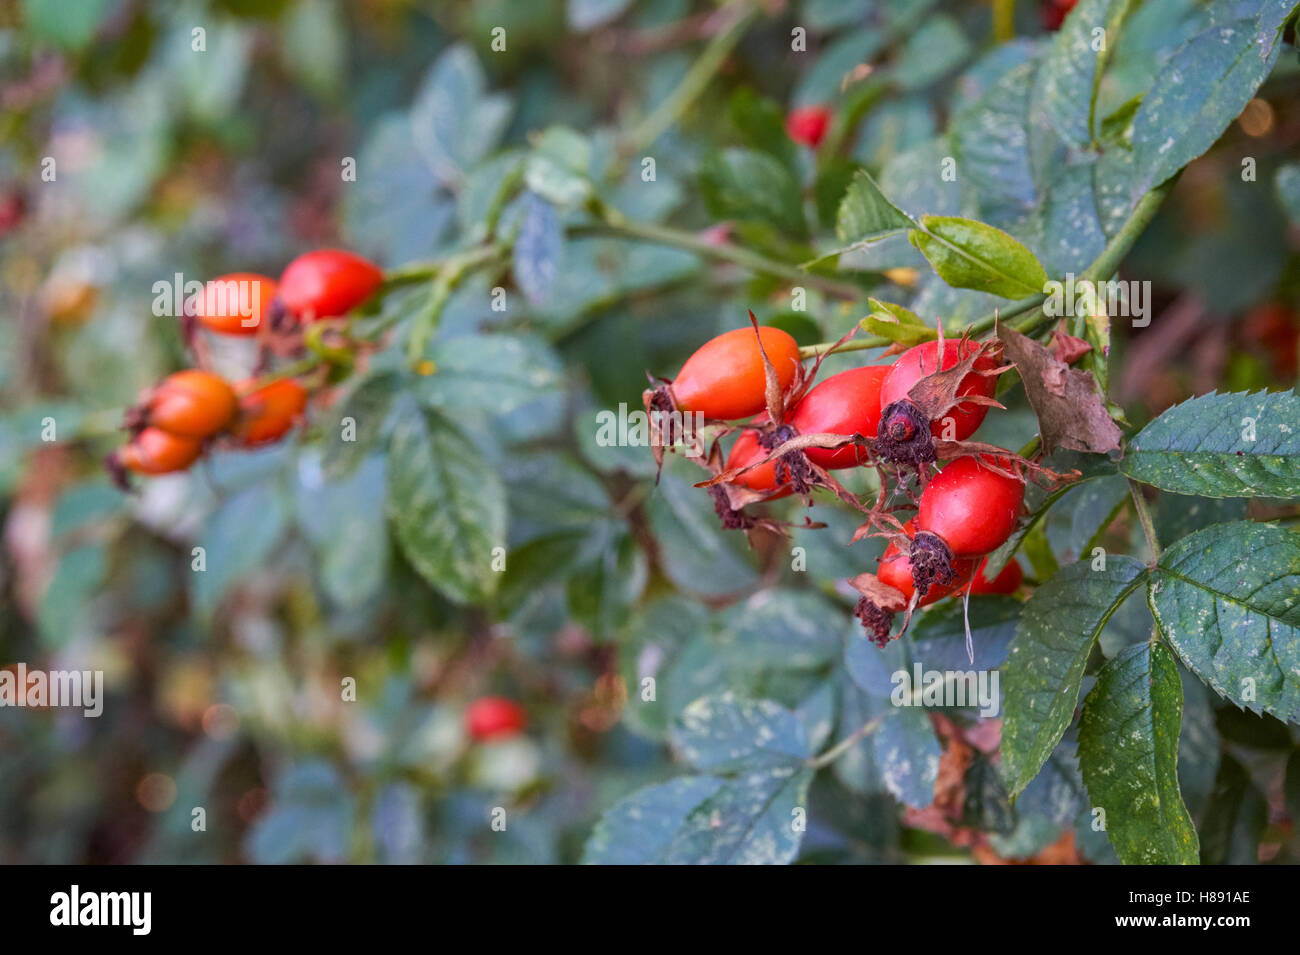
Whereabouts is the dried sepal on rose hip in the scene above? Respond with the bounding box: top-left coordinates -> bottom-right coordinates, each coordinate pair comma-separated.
850,520 -> 977,647
875,337 -> 1005,466
909,454 -> 1025,599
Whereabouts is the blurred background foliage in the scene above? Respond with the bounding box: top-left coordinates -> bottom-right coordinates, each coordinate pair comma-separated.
0,0 -> 1298,864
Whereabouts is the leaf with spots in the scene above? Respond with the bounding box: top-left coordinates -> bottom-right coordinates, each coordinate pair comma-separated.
1120,390 -> 1300,498
1077,642 -> 1200,864
1131,0 -> 1296,195
581,776 -> 725,864
841,638 -> 942,808
662,767 -> 814,864
1148,521 -> 1300,724
386,401 -> 507,604
671,692 -> 810,773
1001,557 -> 1148,796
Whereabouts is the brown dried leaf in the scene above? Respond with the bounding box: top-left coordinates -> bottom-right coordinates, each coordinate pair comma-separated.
996,326 -> 1122,455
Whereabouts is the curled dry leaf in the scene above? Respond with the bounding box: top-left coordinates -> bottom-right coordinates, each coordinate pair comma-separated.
996,326 -> 1122,455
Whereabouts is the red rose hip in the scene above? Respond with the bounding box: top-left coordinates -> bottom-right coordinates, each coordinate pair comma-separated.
279,249 -> 383,322
465,697 -> 527,742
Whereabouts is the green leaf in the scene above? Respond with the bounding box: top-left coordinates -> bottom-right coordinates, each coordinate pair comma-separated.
909,595 -> 1022,671
663,767 -> 814,864
842,639 -> 942,807
1199,754 -> 1268,864
411,44 -> 512,186
512,192 -> 563,306
894,14 -> 971,91
835,170 -> 915,245
343,116 -> 455,264
671,693 -> 810,773
1002,557 -> 1148,796
386,402 -> 506,604
1148,521 -> 1300,724
567,0 -> 634,32
191,483 -> 289,620
859,298 -> 935,345
321,372 -> 401,479
1276,162 -> 1300,228
1077,642 -> 1199,864
37,545 -> 106,647
728,88 -> 798,173
1120,390 -> 1300,498
296,455 -> 388,610
645,466 -> 757,598
524,126 -> 592,206
281,0 -> 347,99
720,590 -> 844,671
699,148 -> 805,235
581,776 -> 725,864
419,333 -> 563,418
1131,1 -> 1295,194
910,215 -> 1049,299
22,0 -> 109,51
1026,0 -> 1117,186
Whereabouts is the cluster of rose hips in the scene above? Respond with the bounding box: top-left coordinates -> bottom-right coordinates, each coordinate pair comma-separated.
648,320 -> 1029,649
107,249 -> 383,486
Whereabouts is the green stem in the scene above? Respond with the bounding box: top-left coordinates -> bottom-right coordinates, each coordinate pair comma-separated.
796,174 -> 1179,359
624,1 -> 759,155
1128,479 -> 1161,563
807,716 -> 884,769
579,210 -> 866,300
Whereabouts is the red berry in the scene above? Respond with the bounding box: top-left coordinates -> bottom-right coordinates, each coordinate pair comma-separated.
279,249 -> 383,322
916,455 -> 1024,557
670,326 -> 801,421
118,427 -> 203,475
786,106 -> 832,148
879,340 -> 999,441
725,429 -> 792,498
144,370 -> 238,439
788,365 -> 888,469
1043,0 -> 1079,31
233,378 -> 308,446
970,557 -> 1024,595
191,273 -> 278,336
465,697 -> 527,742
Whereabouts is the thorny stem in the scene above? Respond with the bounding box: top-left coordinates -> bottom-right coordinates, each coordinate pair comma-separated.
796,175 -> 1180,359
1128,479 -> 1161,564
623,0 -> 760,155
807,715 -> 885,769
